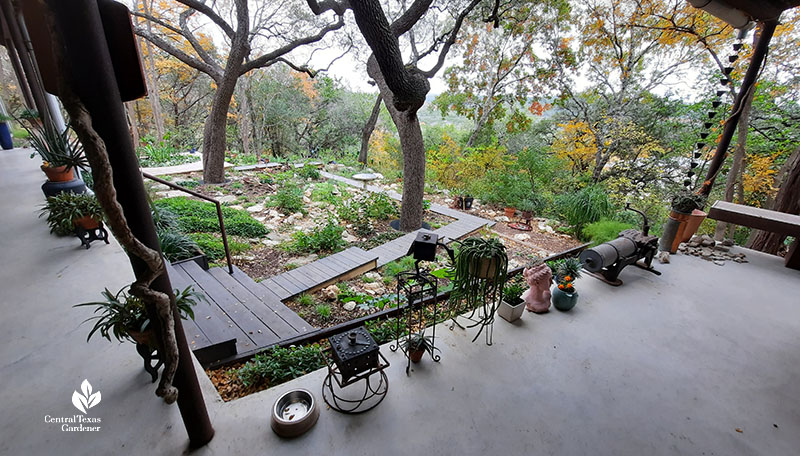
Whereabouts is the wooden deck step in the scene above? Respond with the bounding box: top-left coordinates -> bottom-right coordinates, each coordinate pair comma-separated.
266,247 -> 379,299
166,262 -> 240,356
229,266 -> 314,334
178,261 -> 261,353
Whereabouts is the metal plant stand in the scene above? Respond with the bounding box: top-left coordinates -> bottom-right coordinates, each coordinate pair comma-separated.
321,327 -> 390,414
135,343 -> 162,383
449,277 -> 501,346
75,222 -> 109,249
391,269 -> 440,374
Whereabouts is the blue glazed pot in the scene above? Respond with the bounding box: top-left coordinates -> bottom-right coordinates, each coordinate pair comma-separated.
552,287 -> 578,311
0,122 -> 13,150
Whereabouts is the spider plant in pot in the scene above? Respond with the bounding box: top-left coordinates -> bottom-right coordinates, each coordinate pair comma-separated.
74,285 -> 203,345
547,258 -> 582,311
498,281 -> 526,322
40,192 -> 104,235
401,331 -> 439,363
660,192 -> 706,253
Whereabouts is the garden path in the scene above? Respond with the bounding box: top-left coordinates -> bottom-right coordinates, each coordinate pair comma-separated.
166,168 -> 494,366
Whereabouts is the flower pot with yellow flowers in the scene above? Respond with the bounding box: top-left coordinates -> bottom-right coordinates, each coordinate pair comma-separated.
548,257 -> 582,312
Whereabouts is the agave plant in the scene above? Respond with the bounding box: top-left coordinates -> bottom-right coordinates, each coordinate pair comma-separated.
26,124 -> 87,171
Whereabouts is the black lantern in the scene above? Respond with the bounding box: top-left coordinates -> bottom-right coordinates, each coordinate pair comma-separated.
328,327 -> 379,382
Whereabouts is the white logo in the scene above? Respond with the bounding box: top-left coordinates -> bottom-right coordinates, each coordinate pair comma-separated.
71,379 -> 101,414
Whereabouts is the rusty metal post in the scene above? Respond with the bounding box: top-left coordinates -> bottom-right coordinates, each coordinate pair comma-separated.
42,0 -> 214,446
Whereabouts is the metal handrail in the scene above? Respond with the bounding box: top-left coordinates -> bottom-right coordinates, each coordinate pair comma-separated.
142,172 -> 233,274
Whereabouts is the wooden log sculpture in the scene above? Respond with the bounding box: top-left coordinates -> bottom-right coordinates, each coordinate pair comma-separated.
521,263 -> 552,313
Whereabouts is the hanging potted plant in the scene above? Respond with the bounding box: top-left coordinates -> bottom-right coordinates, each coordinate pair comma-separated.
74,284 -> 203,345
401,331 -> 439,363
455,237 -> 508,280
547,257 -> 582,311
498,281 -> 525,322
40,192 -> 104,235
26,124 -> 87,183
659,192 -> 706,253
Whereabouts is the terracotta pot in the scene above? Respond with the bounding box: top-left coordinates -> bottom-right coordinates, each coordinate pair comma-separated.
504,207 -> 516,218
409,349 -> 425,363
73,215 -> 100,230
41,165 -> 74,182
469,256 -> 499,279
680,209 -> 707,243
669,210 -> 691,253
128,328 -> 155,345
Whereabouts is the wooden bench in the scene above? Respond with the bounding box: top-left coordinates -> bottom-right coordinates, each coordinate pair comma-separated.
707,200 -> 800,270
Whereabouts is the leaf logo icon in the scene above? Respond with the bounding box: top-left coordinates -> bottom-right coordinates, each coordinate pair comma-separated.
72,379 -> 101,414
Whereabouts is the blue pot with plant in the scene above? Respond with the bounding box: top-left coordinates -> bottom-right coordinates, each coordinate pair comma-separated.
548,257 -> 582,311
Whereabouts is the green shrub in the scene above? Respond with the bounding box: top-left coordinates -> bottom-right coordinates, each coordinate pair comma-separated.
158,230 -> 202,261
315,304 -> 331,320
237,344 -> 324,388
310,182 -> 343,205
355,231 -> 404,250
175,180 -> 200,189
298,164 -> 321,180
297,294 -> 314,307
153,197 -> 268,237
337,192 -> 398,222
189,233 -> 250,261
151,205 -> 181,232
556,185 -> 613,235
259,174 -> 274,185
365,318 -> 405,344
272,186 -> 304,214
383,255 -> 416,277
582,220 -> 634,246
289,219 -> 346,253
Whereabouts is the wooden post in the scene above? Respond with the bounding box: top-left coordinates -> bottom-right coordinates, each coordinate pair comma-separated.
41,0 -> 214,446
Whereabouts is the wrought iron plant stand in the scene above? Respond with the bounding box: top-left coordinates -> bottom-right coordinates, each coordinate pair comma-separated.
391,268 -> 440,374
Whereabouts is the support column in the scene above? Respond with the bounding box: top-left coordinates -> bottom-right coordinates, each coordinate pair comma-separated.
42,0 -> 214,447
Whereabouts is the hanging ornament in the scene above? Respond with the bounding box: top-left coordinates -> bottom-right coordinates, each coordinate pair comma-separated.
704,121 -> 713,129
690,162 -> 699,168
708,111 -> 717,119
684,179 -> 692,187
733,43 -> 743,51
697,142 -> 706,148
729,55 -> 738,63
712,101 -> 721,108
700,132 -> 709,139
687,171 -> 695,177
723,66 -> 734,75
694,152 -> 702,159
720,78 -> 731,85
716,90 -> 726,97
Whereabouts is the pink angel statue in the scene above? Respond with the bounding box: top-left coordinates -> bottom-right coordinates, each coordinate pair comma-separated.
521,263 -> 552,313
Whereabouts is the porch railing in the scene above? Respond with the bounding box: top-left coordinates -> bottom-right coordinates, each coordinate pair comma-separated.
142,172 -> 233,274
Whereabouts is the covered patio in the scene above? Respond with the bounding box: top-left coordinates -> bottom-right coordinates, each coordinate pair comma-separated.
2,146 -> 799,455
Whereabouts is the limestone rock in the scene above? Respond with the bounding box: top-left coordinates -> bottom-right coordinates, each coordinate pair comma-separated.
514,233 -> 531,241
365,272 -> 381,281
321,285 -> 339,301
657,251 -> 670,264
343,301 -> 356,311
495,216 -> 510,223
218,195 -> 237,204
247,204 -> 264,213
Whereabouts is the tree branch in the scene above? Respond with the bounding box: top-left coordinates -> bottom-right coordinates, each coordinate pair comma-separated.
390,0 -> 433,37
239,15 -> 345,74
179,8 -> 219,71
134,28 -> 221,80
420,0 -> 482,78
175,0 -> 235,38
306,0 -> 349,16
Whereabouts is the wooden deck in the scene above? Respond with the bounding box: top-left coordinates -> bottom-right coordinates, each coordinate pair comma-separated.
169,171 -> 494,365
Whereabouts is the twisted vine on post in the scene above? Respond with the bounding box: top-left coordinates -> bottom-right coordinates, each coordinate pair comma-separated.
44,8 -> 179,404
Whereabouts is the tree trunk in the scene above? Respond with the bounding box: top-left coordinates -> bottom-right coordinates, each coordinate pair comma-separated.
126,101 -> 140,149
202,74 -> 238,183
368,57 -> 424,231
236,78 -> 252,158
359,93 -> 383,164
714,89 -> 754,240
139,0 -> 165,141
746,145 -> 800,253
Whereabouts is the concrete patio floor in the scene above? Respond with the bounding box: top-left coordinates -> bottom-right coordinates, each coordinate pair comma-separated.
2,147 -> 799,456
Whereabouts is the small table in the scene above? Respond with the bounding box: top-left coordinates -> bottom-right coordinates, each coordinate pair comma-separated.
352,173 -> 379,190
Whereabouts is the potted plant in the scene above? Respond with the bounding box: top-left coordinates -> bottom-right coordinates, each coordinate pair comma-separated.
659,192 -> 706,253
401,331 -> 439,363
498,281 -> 525,322
40,192 -> 104,235
74,284 -> 203,345
0,113 -> 14,150
26,124 -> 87,182
455,237 -> 508,280
548,257 -> 582,311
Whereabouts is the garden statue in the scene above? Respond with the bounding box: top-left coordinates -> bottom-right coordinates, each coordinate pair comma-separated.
521,263 -> 552,313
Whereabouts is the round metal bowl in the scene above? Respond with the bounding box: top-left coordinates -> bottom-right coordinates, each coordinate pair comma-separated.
270,388 -> 319,438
